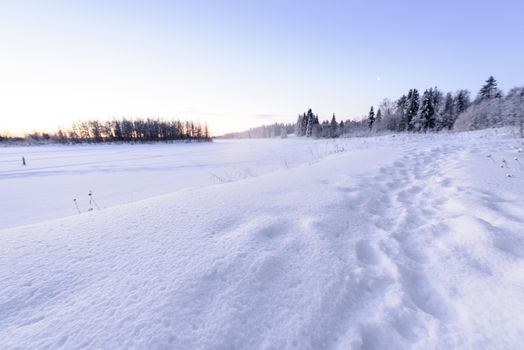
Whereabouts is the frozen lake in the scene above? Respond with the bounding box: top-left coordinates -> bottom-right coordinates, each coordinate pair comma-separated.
0,138 -> 353,229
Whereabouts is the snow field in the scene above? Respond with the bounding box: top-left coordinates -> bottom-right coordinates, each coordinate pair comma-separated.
0,138 -> 359,229
1,129 -> 524,349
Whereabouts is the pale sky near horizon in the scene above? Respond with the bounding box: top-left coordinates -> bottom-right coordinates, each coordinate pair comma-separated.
1,0 -> 523,136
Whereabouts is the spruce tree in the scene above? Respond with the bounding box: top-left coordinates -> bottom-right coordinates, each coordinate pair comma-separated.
330,114 -> 338,137
302,111 -> 309,135
296,114 -> 304,136
419,89 -> 436,131
476,76 -> 503,102
397,95 -> 408,131
454,90 -> 471,114
441,92 -> 456,130
431,87 -> 444,128
406,89 -> 420,131
311,113 -> 320,137
431,87 -> 444,112
305,109 -> 314,137
368,106 -> 375,130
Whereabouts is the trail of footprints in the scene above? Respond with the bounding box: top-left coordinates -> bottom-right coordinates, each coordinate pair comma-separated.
347,145 -> 465,348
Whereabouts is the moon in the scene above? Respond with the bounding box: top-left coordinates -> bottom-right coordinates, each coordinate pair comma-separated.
376,76 -> 381,81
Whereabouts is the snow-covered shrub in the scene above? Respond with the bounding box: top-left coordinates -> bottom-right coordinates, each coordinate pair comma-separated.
454,99 -> 503,131
454,86 -> 524,136
504,87 -> 524,137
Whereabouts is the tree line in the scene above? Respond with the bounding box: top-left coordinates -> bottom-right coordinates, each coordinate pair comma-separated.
294,76 -> 523,138
219,123 -> 295,139
218,76 -> 522,140
0,118 -> 212,144
367,87 -> 472,133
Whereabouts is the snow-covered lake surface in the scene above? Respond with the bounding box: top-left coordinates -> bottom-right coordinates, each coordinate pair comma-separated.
1,129 -> 524,349
0,138 -> 352,229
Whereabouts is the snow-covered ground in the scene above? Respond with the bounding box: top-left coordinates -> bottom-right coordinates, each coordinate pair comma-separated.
1,129 -> 524,349
0,138 -> 353,229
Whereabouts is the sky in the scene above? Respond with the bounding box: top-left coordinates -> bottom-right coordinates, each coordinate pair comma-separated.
1,0 -> 523,136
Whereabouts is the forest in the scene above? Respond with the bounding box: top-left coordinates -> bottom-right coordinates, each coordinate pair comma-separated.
227,76 -> 524,139
2,77 -> 522,144
0,118 -> 211,144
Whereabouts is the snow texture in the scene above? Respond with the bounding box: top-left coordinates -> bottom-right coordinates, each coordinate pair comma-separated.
1,129 -> 524,349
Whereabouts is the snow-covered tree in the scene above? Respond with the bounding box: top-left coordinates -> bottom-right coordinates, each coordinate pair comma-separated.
440,92 -> 456,130
296,114 -> 304,136
379,98 -> 394,117
330,114 -> 338,137
431,87 -> 444,128
396,95 -> 408,131
406,89 -> 420,131
299,109 -> 319,137
306,112 -> 313,137
454,90 -> 471,115
368,106 -> 375,130
454,99 -> 500,130
418,89 -> 436,131
504,87 -> 524,137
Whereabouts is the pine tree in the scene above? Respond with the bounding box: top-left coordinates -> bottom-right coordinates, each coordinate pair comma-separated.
441,92 -> 455,130
330,114 -> 338,137
476,76 -> 503,103
368,106 -> 375,130
302,111 -> 309,135
418,89 -> 436,131
296,114 -> 304,136
431,87 -> 444,128
397,95 -> 408,131
406,89 -> 420,131
431,88 -> 444,112
305,109 -> 314,137
376,109 -> 382,123
454,90 -> 471,115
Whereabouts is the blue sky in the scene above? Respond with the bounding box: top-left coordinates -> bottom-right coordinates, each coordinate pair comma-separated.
1,0 -> 523,135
